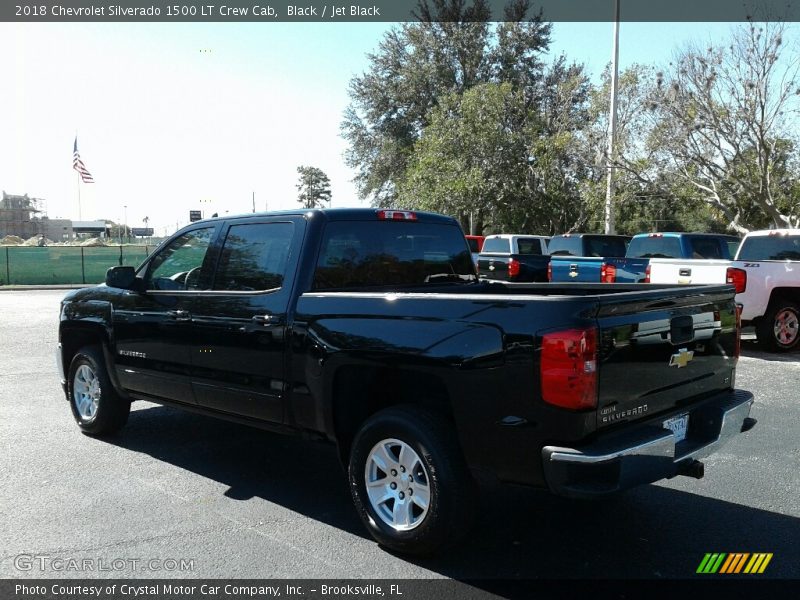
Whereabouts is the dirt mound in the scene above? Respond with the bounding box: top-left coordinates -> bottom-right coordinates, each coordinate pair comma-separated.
0,235 -> 24,245
80,237 -> 107,247
22,236 -> 55,246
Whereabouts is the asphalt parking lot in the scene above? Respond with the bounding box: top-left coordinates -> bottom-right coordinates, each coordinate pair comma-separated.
0,290 -> 798,581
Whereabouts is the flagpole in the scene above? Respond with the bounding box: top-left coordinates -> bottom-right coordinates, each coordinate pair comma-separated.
77,175 -> 82,221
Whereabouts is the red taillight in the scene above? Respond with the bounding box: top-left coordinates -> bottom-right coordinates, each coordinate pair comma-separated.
508,257 -> 520,279
547,262 -> 552,281
644,264 -> 651,283
376,210 -> 417,221
600,263 -> 616,283
726,267 -> 747,294
540,327 -> 598,410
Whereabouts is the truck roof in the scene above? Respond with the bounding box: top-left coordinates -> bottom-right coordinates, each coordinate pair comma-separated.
189,208 -> 460,226
742,229 -> 800,237
484,234 -> 550,240
631,232 -> 740,240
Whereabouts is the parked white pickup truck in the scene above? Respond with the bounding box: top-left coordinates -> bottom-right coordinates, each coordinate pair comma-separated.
647,229 -> 800,352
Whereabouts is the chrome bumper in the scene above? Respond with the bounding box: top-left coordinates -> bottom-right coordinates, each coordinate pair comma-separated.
542,389 -> 755,497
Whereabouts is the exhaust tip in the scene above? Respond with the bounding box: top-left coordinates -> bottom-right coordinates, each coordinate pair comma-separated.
741,417 -> 757,433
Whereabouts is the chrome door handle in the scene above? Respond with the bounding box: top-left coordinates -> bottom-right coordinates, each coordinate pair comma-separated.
252,314 -> 278,325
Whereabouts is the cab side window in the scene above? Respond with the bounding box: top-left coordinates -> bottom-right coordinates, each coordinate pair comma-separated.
145,227 -> 215,291
212,222 -> 294,292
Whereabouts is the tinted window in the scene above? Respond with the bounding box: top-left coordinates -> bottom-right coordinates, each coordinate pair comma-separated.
314,222 -> 475,290
737,235 -> 800,261
146,227 -> 214,291
727,240 -> 741,259
213,222 -> 294,291
689,238 -> 723,259
481,237 -> 510,253
584,236 -> 628,258
626,236 -> 683,258
547,237 -> 582,256
467,238 -> 480,253
517,238 -> 543,255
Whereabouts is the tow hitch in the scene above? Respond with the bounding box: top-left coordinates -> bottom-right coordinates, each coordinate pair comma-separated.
677,459 -> 705,480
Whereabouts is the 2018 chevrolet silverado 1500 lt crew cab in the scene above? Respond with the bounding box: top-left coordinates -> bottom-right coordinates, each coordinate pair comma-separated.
57,209 -> 756,555
477,234 -> 550,282
645,230 -> 798,352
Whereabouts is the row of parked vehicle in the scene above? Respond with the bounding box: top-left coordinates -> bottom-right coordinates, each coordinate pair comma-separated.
468,230 -> 800,353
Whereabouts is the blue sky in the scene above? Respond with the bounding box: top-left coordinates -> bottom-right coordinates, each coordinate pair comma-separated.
0,21 -> 743,235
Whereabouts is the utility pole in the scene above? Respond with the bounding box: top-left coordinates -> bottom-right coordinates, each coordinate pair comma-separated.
252,191 -> 255,213
604,0 -> 621,235
123,205 -> 128,244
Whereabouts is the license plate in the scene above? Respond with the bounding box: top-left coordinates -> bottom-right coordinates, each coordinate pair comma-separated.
663,413 -> 690,442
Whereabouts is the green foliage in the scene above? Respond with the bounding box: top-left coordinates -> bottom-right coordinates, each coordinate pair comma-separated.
296,166 -> 332,209
342,0 -> 551,208
345,15 -> 800,234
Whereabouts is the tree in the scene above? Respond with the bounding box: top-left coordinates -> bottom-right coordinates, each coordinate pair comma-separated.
342,0 -> 551,207
648,22 -> 800,232
296,166 -> 332,209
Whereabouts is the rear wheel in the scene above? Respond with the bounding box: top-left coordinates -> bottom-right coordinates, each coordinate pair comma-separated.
68,346 -> 130,435
755,301 -> 800,352
348,406 -> 477,556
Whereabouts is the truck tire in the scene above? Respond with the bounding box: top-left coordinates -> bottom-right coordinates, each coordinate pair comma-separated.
755,301 -> 800,353
67,346 -> 130,436
348,405 -> 477,555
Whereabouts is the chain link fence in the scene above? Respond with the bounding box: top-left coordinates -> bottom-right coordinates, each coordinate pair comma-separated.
1,246 -> 155,285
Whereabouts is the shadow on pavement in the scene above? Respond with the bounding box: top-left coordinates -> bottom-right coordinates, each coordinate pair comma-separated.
107,404 -> 798,581
741,339 -> 800,362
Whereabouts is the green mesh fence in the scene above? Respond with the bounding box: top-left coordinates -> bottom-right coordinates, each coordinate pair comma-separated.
1,246 -> 153,285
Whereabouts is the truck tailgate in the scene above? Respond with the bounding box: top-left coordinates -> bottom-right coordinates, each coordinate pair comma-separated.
594,285 -> 738,429
647,258 -> 731,285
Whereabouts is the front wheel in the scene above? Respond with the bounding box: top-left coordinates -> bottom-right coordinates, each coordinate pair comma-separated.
68,346 -> 130,435
348,406 -> 476,556
756,301 -> 800,352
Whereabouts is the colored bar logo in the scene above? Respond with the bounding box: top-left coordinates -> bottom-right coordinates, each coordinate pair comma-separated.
697,553 -> 773,574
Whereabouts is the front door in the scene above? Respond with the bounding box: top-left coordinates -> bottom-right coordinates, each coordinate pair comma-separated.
113,225 -> 218,405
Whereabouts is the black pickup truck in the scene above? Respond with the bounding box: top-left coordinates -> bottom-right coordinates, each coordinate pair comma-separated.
58,209 -> 756,555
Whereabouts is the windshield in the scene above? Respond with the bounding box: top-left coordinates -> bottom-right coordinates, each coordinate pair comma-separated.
313,221 -> 477,289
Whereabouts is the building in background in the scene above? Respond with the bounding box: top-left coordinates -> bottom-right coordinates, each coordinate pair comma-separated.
72,221 -> 109,239
41,218 -> 74,241
0,192 -> 44,239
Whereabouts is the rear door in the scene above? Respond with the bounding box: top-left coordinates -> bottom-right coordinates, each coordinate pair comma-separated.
186,217 -> 304,423
594,286 -> 738,430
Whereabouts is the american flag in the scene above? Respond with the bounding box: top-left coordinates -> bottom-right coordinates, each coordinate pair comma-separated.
72,137 -> 95,183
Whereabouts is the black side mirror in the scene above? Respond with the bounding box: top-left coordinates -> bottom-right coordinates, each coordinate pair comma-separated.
105,266 -> 137,290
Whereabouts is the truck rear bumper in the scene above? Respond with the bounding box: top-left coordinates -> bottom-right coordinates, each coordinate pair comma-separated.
541,389 -> 755,498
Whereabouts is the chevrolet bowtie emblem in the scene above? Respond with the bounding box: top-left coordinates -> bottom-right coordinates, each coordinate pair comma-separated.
669,348 -> 694,368
568,271 -> 578,278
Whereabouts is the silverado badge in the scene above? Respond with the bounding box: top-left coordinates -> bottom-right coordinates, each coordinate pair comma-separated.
669,348 -> 694,368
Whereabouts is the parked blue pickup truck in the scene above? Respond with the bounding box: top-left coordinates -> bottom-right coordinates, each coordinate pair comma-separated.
549,232 -> 740,283
547,234 -> 641,283
627,232 -> 741,261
